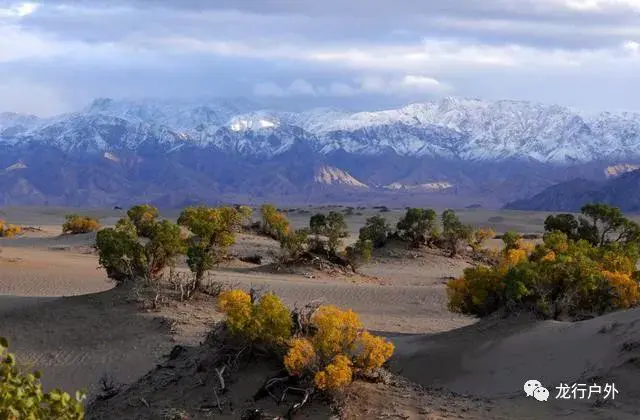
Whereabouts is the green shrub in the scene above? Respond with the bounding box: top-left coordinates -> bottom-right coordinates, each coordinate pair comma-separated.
344,239 -> 373,270
396,208 -> 437,248
359,215 -> 390,248
95,207 -> 185,284
178,206 -> 242,289
442,209 -> 473,257
0,337 -> 85,419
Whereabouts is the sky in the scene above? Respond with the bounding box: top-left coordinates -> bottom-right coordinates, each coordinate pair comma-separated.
1,0 -> 640,116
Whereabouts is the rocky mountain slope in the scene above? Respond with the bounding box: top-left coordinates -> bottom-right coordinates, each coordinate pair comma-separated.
503,169 -> 640,212
2,97 -> 640,207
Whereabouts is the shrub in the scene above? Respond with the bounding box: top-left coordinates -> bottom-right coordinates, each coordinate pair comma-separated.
344,239 -> 373,270
62,214 -> 101,234
283,338 -> 316,376
314,355 -> 353,392
217,290 -> 253,335
359,215 -> 390,248
311,305 -> 362,360
309,214 -> 327,235
216,291 -> 394,394
95,207 -> 185,284
0,222 -> 22,238
470,228 -> 495,252
217,290 -> 292,346
281,229 -> 310,259
326,211 -> 348,253
442,209 -> 473,257
249,293 -> 293,345
178,206 -> 241,289
353,331 -> 395,373
601,271 -> 640,309
0,337 -> 85,419
283,304 -> 393,392
260,204 -> 291,241
501,230 -> 521,251
447,225 -> 640,320
396,208 -> 437,248
95,226 -> 142,284
126,204 -> 159,238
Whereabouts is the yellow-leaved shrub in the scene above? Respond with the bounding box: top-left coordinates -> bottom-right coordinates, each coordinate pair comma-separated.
313,354 -> 353,392
0,220 -> 22,238
249,293 -> 293,345
602,270 -> 640,309
62,214 -> 101,235
447,224 -> 640,319
311,305 -> 362,359
217,290 -> 253,335
354,331 -> 395,372
283,338 -> 316,376
217,290 -> 292,345
216,290 -> 393,393
284,304 -> 394,393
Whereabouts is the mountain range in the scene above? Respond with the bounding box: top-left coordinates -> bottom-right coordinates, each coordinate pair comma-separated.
2,97 -> 640,208
504,168 -> 640,212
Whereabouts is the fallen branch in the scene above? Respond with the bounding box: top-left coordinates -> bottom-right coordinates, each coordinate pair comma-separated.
287,388 -> 313,419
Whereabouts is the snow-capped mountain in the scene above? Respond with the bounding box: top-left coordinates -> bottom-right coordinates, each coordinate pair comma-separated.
3,96 -> 640,207
3,96 -> 640,163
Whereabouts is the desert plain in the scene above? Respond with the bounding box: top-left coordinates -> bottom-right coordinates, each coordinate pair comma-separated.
2,205 -> 640,419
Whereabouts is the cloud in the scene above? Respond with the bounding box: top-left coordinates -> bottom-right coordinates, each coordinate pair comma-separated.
254,75 -> 447,98
0,78 -> 70,116
2,0 -> 640,114
0,2 -> 40,18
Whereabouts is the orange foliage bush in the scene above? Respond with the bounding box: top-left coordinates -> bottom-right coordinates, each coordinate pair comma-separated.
602,270 -> 640,309
354,331 -> 395,373
313,355 -> 353,392
284,338 -> 316,376
311,305 -> 362,359
283,304 -> 394,393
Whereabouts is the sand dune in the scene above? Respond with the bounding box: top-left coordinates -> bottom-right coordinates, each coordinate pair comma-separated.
2,217 -> 640,418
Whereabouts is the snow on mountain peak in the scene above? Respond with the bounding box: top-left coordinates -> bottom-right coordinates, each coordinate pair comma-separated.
4,96 -> 640,164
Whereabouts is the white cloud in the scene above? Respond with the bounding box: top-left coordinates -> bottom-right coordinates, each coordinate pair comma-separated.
563,0 -> 640,11
0,2 -> 40,18
253,82 -> 286,97
358,75 -> 448,95
255,75 -> 447,98
623,40 -> 640,53
288,79 -> 316,95
328,82 -> 357,96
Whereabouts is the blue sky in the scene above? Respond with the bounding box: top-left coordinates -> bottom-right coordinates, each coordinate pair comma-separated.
1,0 -> 640,115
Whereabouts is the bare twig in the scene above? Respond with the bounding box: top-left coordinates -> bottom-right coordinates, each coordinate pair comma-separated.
215,366 -> 227,392
212,386 -> 223,414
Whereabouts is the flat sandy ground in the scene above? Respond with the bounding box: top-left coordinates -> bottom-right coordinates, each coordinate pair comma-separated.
1,207 -> 640,419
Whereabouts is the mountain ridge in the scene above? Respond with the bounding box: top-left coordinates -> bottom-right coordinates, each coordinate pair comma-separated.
2,96 -> 640,207
4,96 -> 640,163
